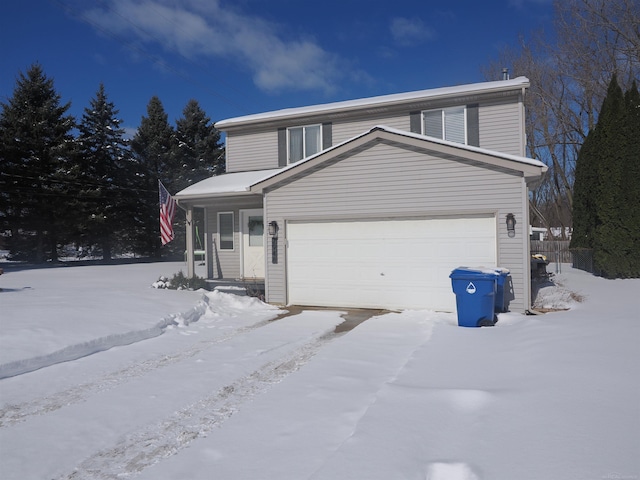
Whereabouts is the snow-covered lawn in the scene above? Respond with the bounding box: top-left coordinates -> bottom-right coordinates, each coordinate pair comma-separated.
0,262 -> 638,480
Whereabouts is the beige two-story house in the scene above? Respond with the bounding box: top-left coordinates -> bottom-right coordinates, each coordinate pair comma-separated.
175,76 -> 547,314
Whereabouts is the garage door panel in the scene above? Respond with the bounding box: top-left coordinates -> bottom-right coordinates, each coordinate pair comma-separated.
287,217 -> 496,310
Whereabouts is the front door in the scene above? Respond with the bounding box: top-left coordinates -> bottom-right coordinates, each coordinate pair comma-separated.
240,209 -> 265,278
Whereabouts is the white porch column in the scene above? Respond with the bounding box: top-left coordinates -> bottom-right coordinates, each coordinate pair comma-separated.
185,206 -> 195,278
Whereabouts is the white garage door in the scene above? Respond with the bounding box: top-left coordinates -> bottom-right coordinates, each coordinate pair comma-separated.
287,216 -> 496,311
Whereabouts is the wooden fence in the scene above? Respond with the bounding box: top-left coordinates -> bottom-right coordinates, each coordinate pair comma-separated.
530,240 -> 572,263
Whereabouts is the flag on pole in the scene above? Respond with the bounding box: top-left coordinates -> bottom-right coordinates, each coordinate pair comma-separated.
159,181 -> 176,245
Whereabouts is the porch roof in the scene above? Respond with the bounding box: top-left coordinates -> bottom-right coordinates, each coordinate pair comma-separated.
174,169 -> 281,204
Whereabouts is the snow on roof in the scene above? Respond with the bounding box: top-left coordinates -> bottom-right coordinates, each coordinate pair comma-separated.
216,77 -> 530,129
174,169 -> 281,198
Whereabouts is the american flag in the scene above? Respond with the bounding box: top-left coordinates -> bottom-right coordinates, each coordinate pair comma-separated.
158,181 -> 176,245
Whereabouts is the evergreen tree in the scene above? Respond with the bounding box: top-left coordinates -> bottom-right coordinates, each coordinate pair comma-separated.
173,99 -> 224,192
620,81 -> 640,276
570,125 -> 599,249
0,64 -> 75,262
75,83 -> 134,260
592,75 -> 627,277
171,100 -> 225,255
571,75 -> 640,278
130,96 -> 176,258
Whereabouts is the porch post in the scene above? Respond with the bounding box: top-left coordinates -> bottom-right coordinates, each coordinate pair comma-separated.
186,206 -> 195,278
204,209 -> 213,279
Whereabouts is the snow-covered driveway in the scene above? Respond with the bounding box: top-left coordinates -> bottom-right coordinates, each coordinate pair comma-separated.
0,262 -> 638,480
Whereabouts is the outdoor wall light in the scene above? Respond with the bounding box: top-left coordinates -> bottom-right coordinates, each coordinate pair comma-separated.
268,221 -> 279,237
268,221 -> 279,264
506,213 -> 516,238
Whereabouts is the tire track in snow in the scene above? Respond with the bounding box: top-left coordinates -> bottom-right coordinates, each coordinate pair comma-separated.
0,319 -> 274,428
58,331 -> 336,480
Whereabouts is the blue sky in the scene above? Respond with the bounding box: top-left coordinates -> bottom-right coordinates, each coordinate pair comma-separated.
1,0 -> 553,135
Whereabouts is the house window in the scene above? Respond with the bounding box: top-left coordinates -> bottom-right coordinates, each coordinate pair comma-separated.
423,106 -> 466,144
288,124 -> 321,163
248,216 -> 264,247
218,212 -> 234,250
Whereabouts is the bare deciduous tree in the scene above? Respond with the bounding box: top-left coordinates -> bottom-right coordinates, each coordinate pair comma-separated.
483,0 -> 639,239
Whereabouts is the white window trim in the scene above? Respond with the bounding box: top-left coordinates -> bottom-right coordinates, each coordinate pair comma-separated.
422,106 -> 468,144
287,124 -> 322,164
217,211 -> 235,251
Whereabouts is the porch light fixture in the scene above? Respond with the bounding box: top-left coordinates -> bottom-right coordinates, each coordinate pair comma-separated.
506,213 -> 516,238
268,221 -> 279,237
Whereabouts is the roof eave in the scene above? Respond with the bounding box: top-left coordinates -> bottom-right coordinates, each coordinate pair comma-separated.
216,77 -> 530,130
175,189 -> 256,206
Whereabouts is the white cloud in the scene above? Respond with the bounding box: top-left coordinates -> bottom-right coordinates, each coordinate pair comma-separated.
81,0 -> 346,94
390,17 -> 435,46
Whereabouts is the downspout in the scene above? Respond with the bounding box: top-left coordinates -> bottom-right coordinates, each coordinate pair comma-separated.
262,191 -> 269,303
521,85 -> 533,311
523,177 -> 533,312
521,86 -> 527,157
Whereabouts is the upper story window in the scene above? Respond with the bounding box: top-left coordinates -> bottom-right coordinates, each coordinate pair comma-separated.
422,106 -> 467,144
287,124 -> 321,163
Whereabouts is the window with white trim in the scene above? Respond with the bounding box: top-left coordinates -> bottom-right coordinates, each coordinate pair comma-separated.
422,106 -> 467,144
218,212 -> 234,250
287,124 -> 321,163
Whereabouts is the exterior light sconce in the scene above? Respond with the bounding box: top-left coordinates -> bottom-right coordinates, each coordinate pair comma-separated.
268,221 -> 279,264
506,213 -> 516,238
268,221 -> 279,237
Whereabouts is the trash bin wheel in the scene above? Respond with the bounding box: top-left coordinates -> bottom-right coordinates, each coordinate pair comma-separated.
478,318 -> 496,327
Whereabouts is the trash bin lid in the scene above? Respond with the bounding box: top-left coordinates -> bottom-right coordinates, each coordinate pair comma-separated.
449,267 -> 500,279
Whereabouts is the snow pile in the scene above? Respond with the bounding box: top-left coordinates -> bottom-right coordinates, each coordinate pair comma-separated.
533,273 -> 584,310
151,275 -> 171,289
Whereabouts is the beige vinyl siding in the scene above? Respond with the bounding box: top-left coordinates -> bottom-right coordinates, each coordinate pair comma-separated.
204,196 -> 263,279
479,99 -> 524,156
224,94 -> 526,172
331,113 -> 408,144
265,141 -> 529,312
226,129 -> 279,172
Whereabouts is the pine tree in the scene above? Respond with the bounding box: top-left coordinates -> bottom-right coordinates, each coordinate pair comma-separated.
75,83 -> 134,260
173,99 -> 224,192
130,96 -> 176,258
171,100 -> 225,255
0,64 -> 75,262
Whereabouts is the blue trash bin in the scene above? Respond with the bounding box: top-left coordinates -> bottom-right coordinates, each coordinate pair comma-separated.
449,267 -> 497,327
494,268 -> 510,313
